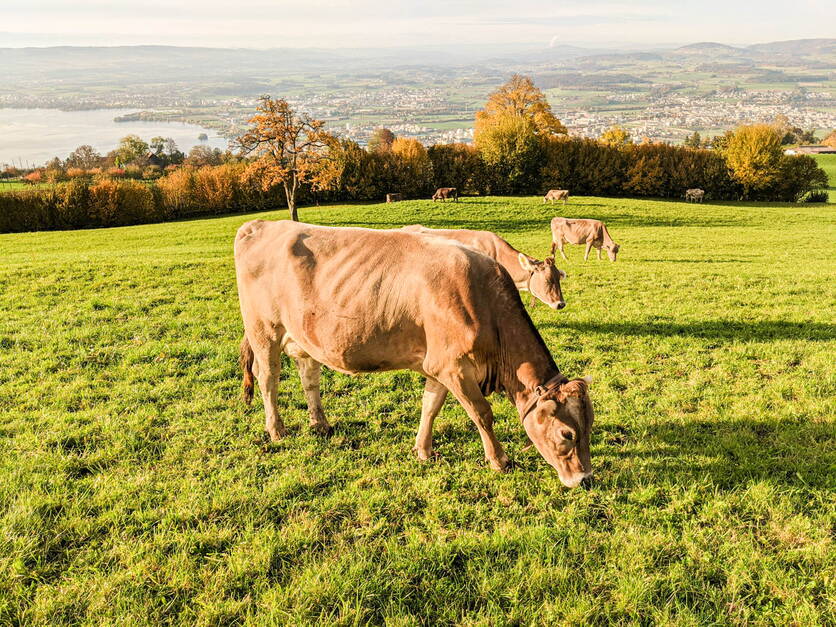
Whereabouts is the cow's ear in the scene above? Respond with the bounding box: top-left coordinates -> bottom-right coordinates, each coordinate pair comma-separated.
558,269 -> 567,279
518,253 -> 534,271
544,256 -> 555,266
581,375 -> 593,386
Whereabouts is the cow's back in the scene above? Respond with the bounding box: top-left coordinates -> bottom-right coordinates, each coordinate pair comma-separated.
551,217 -> 602,244
235,220 -> 510,374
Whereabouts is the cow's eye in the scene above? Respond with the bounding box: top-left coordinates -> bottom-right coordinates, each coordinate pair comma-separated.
561,430 -> 574,441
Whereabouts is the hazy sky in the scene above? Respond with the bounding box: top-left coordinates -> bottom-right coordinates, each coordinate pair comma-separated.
2,0 -> 833,49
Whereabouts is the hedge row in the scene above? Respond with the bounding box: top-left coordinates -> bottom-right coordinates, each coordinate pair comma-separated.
0,139 -> 827,233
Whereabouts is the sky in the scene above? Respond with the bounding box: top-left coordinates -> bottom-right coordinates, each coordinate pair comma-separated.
1,0 -> 834,49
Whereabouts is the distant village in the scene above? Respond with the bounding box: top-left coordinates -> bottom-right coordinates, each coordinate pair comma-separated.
1,85 -> 834,148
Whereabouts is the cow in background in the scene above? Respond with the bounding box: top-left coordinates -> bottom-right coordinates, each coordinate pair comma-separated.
685,188 -> 705,203
551,217 -> 620,262
544,190 -> 569,204
432,187 -> 458,202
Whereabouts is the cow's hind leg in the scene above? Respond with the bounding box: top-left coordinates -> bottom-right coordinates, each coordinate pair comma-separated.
251,336 -> 287,441
442,370 -> 509,471
414,378 -> 448,461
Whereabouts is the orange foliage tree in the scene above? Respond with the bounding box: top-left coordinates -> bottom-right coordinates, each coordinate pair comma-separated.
475,74 -> 567,139
236,96 -> 334,221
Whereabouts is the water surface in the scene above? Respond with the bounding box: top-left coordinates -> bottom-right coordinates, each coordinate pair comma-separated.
0,108 -> 228,167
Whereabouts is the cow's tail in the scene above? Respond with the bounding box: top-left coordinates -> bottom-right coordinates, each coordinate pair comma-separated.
239,334 -> 255,405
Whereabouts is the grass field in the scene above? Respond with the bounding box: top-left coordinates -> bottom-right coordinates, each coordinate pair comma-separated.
1,195 -> 834,625
814,154 -> 836,201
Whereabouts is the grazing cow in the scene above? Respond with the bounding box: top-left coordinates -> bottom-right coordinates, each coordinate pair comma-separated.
386,193 -> 402,203
551,217 -> 620,262
685,188 -> 705,203
401,224 -> 567,309
544,190 -> 570,204
235,220 -> 594,487
432,187 -> 458,202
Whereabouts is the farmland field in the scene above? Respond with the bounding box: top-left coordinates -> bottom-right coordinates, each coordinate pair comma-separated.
1,196 -> 834,624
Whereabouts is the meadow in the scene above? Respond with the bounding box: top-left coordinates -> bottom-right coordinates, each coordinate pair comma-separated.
0,195 -> 834,625
814,153 -> 836,200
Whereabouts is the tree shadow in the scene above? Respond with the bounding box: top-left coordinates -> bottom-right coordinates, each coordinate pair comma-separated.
541,319 -> 835,343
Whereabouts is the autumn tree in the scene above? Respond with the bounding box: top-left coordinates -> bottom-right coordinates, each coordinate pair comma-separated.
600,125 -> 633,148
236,96 -> 333,221
391,137 -> 434,198
475,75 -> 567,138
477,115 -> 542,194
368,128 -> 396,153
66,145 -> 101,169
723,124 -> 784,198
114,135 -> 149,167
822,130 -> 836,148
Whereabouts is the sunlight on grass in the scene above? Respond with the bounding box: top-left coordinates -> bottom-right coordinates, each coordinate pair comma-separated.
1,195 -> 834,624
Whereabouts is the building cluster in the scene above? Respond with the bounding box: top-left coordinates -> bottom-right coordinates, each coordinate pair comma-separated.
561,90 -> 835,143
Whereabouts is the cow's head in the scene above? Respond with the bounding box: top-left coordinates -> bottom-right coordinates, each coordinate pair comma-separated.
605,243 -> 620,262
522,376 -> 594,488
518,254 -> 566,310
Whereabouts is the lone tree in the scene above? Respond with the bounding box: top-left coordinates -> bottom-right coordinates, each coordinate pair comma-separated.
475,74 -> 567,138
236,96 -> 333,221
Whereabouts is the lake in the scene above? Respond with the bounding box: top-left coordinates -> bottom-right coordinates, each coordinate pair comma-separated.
0,108 -> 229,167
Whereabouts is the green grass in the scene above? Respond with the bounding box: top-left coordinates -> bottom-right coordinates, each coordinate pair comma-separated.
1,196 -> 834,625
814,154 -> 836,201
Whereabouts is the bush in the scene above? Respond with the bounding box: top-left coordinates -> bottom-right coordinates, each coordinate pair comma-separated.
801,190 -> 829,203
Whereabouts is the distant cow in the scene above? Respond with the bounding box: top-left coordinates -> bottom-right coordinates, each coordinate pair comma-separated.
544,190 -> 569,204
235,220 -> 594,487
432,187 -> 458,202
386,193 -> 402,203
685,188 -> 705,203
551,217 -> 620,262
402,225 -> 567,309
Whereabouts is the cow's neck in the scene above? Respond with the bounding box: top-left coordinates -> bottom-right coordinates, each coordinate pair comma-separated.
494,241 -> 532,288
497,309 -> 561,419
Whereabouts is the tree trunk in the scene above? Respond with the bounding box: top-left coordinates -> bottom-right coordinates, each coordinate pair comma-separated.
283,182 -> 298,221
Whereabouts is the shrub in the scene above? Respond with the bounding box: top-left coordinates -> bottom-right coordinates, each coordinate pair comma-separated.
800,190 -> 829,203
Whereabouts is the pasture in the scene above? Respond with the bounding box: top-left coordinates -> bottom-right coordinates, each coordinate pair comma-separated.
1,196 -> 834,625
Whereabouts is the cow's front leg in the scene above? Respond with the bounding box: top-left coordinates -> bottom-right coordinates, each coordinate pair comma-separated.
584,241 -> 593,261
445,374 -> 509,471
414,378 -> 448,460
557,241 -> 568,260
597,248 -> 602,261
290,352 -> 331,435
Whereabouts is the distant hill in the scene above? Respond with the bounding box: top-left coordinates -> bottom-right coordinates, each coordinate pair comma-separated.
674,42 -> 741,55
745,38 -> 836,56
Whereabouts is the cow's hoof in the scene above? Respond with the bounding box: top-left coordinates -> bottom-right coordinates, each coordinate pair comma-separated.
310,422 -> 333,437
413,446 -> 437,462
265,427 -> 288,443
489,456 -> 511,472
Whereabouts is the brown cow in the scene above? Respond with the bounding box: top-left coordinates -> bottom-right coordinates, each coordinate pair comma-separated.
235,220 -> 594,487
401,225 -> 567,309
432,187 -> 458,202
544,190 -> 569,204
551,217 -> 620,262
